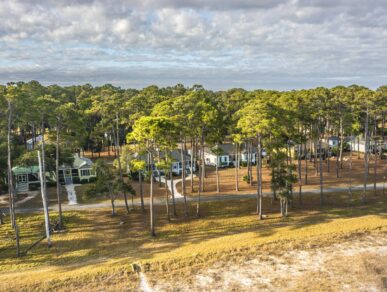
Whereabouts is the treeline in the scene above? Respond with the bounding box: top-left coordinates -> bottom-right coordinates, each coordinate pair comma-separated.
0,81 -> 386,244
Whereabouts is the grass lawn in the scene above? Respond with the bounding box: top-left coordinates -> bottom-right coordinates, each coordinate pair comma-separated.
0,191 -> 386,291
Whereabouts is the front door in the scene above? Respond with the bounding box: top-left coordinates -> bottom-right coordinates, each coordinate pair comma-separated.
64,169 -> 72,184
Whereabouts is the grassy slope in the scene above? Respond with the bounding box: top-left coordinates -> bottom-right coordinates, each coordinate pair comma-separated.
0,192 -> 386,291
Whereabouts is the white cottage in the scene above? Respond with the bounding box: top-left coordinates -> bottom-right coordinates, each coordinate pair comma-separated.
139,150 -> 196,176
59,154 -> 96,184
12,166 -> 41,193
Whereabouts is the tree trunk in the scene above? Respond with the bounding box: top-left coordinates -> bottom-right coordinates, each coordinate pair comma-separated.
305,137 -> 308,185
257,135 -> 263,220
285,198 -> 288,217
216,154 -> 220,193
362,107 -> 369,203
318,129 -> 324,206
190,138 -> 194,192
348,134 -> 353,198
336,129 -> 340,178
38,150 -> 52,247
55,122 -> 63,229
327,137 -> 330,173
180,137 -> 186,196
314,138 -> 318,175
200,128 -> 205,192
6,102 -> 20,256
196,162 -> 202,218
112,126 -> 129,214
373,117 -> 377,196
298,144 -> 302,205
235,144 -> 239,191
164,175 -> 170,221
139,171 -> 145,211
249,140 -> 253,185
150,151 -> 156,236
339,117 -> 344,169
110,190 -> 116,216
170,167 -> 177,217
40,119 -> 52,245
32,124 -> 36,150
357,136 -> 360,160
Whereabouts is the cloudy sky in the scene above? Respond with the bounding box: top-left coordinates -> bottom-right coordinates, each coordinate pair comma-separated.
1,0 -> 386,90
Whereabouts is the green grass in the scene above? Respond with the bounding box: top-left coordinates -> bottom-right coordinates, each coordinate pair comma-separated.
0,191 -> 386,291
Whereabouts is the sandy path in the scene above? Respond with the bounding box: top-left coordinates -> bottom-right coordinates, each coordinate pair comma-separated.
151,233 -> 387,291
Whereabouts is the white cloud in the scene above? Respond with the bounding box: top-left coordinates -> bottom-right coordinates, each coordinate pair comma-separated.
0,0 -> 386,89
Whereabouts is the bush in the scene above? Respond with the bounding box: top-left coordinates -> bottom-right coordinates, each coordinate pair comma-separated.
82,184 -> 98,201
29,183 -> 40,191
72,177 -> 80,184
80,179 -> 89,184
241,161 -> 247,167
46,181 -> 57,187
243,175 -> 250,183
88,177 -> 97,183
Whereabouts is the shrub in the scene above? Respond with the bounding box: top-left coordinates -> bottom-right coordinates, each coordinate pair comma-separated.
240,161 -> 247,167
80,179 -> 89,184
82,184 -> 98,201
88,177 -> 97,183
72,177 -> 80,184
243,175 -> 250,183
29,184 -> 39,191
46,181 -> 56,187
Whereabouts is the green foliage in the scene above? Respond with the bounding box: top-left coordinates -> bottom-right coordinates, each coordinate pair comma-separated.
242,175 -> 250,183
16,144 -> 74,171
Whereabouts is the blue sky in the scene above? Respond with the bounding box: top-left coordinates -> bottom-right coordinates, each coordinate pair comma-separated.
1,0 -> 386,90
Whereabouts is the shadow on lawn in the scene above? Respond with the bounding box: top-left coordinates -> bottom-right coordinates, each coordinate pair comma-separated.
0,191 -> 385,271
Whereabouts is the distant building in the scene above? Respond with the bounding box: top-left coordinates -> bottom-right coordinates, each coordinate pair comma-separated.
137,150 -> 196,175
26,135 -> 43,151
199,143 -> 267,167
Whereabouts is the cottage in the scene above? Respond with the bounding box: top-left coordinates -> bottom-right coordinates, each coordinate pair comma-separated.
59,154 -> 96,184
325,136 -> 340,147
12,166 -> 41,193
202,144 -> 234,167
165,150 -> 195,175
201,143 -> 267,167
349,138 -> 387,153
137,150 -> 195,176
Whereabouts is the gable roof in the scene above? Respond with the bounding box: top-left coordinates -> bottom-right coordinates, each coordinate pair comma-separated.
135,149 -> 190,163
73,155 -> 93,168
12,166 -> 40,175
204,144 -> 236,156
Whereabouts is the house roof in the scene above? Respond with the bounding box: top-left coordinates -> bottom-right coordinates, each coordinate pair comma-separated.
73,155 -> 93,169
134,149 -> 190,163
204,143 -> 269,155
12,166 -> 40,175
204,144 -> 236,156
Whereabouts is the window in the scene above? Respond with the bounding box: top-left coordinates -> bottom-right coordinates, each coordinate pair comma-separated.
18,175 -> 27,183
80,169 -> 91,177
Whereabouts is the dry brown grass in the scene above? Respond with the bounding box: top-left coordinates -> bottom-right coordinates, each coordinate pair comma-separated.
0,190 -> 386,291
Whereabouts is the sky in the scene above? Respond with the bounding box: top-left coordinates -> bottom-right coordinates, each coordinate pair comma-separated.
1,0 -> 387,90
